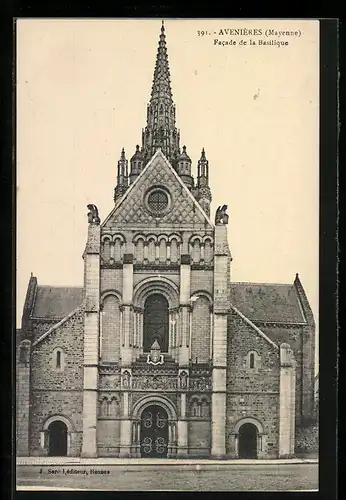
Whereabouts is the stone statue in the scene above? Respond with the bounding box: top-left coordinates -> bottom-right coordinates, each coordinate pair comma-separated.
215,205 -> 229,225
180,371 -> 188,389
122,370 -> 130,389
87,204 -> 100,225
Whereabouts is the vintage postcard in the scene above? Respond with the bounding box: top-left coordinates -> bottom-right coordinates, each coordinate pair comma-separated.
16,18 -> 322,491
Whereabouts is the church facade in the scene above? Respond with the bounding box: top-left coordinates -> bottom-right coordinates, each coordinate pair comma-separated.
16,22 -> 315,459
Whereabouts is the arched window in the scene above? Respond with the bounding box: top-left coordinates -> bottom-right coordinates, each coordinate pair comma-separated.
244,350 -> 261,371
110,398 -> 119,416
52,348 -> 64,371
204,239 -> 213,263
201,399 -> 209,418
56,350 -> 61,369
100,398 -> 109,417
102,238 -> 111,262
143,294 -> 169,353
193,239 -> 201,263
170,239 -> 179,262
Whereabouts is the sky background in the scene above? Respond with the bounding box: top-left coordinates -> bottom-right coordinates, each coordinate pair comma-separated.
16,19 -> 319,370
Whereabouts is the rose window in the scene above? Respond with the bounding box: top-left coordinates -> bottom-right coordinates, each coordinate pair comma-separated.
147,190 -> 169,213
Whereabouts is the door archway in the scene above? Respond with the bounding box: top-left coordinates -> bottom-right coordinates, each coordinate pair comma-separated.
140,405 -> 169,458
238,423 -> 258,459
48,420 -> 68,456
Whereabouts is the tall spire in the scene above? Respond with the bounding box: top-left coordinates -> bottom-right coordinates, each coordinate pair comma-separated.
141,20 -> 180,167
150,21 -> 173,103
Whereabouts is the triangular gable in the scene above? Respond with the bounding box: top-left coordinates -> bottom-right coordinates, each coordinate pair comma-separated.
230,304 -> 279,350
32,306 -> 82,347
103,149 -> 214,228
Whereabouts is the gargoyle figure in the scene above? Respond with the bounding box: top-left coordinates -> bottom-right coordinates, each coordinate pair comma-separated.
215,204 -> 229,225
87,204 -> 100,225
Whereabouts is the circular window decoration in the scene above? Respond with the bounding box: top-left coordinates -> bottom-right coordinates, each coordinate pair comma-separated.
148,190 -> 168,212
145,187 -> 171,216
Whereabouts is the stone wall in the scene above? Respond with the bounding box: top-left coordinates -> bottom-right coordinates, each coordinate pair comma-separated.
191,296 -> 211,363
226,311 -> 280,458
101,295 -> 121,362
261,325 -> 303,424
101,268 -> 123,294
188,420 -> 211,456
97,419 -> 121,456
295,424 -> 319,455
29,308 -> 84,456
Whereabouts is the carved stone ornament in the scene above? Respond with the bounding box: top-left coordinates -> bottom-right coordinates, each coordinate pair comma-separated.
215,204 -> 229,225
98,374 -> 121,390
132,375 -> 177,390
214,242 -> 229,255
147,340 -> 164,365
189,377 -> 211,391
87,204 -> 101,225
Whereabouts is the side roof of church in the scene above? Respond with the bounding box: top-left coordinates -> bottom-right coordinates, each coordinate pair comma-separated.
19,272 -> 314,347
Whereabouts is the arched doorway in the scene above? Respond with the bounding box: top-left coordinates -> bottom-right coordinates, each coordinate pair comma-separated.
238,423 -> 258,459
48,420 -> 68,456
143,294 -> 169,352
140,405 -> 169,458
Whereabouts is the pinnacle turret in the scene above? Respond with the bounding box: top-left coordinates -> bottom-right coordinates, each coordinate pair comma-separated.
177,145 -> 194,189
196,148 -> 212,216
129,144 -> 144,184
114,148 -> 128,203
197,148 -> 209,187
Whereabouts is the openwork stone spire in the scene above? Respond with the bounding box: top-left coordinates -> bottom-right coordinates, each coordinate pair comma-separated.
141,20 -> 180,167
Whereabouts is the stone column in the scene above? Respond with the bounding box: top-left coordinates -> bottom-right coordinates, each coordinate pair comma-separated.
143,242 -> 148,262
179,254 -> 191,367
177,378 -> 188,457
139,312 -> 143,354
131,421 -> 138,457
211,223 -> 231,458
200,242 -> 205,263
16,339 -> 31,456
136,421 -> 141,457
81,223 -> 101,457
279,343 -> 296,458
110,241 -> 115,261
119,369 -> 132,458
169,310 -> 178,361
121,253 -> 134,366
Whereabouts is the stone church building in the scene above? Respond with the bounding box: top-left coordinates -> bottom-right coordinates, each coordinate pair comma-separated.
16,22 -> 315,459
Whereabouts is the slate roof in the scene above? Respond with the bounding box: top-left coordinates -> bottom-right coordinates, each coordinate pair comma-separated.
31,286 -> 83,319
28,282 -> 305,326
230,283 -> 305,324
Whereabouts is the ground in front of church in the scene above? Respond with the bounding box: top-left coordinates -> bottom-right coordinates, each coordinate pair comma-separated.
16,459 -> 318,491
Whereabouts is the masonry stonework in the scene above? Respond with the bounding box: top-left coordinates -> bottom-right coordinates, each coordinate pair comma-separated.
16,22 -> 316,460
